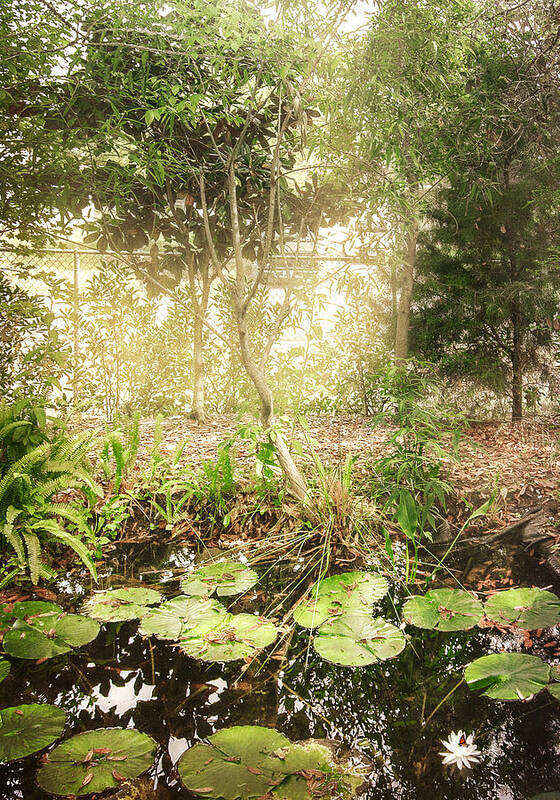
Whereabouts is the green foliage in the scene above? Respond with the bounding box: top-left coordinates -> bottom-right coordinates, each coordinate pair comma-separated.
178,725 -> 359,800
465,652 -> 551,701
293,571 -> 388,629
82,587 -> 162,623
180,560 -> 258,598
313,613 -> 406,667
99,411 -> 140,492
402,588 -> 483,631
179,611 -> 278,663
0,704 -> 66,763
36,728 -> 157,796
483,588 -> 560,630
367,362 -> 462,577
0,403 -> 100,585
139,595 -> 227,641
1,601 -> 100,659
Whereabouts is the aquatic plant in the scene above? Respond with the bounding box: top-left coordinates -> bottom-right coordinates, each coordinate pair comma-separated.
180,560 -> 258,598
0,704 -> 66,762
1,600 -> 100,659
293,571 -> 388,629
313,613 -> 406,667
36,727 -> 156,796
483,587 -> 560,629
402,588 -> 483,631
439,730 -> 481,770
139,595 -> 227,640
82,586 -> 162,623
179,612 -> 278,662
464,652 -> 551,700
177,724 -> 360,799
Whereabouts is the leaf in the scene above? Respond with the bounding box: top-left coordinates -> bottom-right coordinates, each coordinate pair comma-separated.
0,659 -> 9,684
37,727 -> 156,796
179,613 -> 278,663
396,490 -> 418,538
139,595 -> 228,641
402,588 -> 483,631
82,586 -> 162,623
293,571 -> 388,629
0,704 -> 66,762
2,603 -> 100,660
178,726 -> 354,800
313,613 -> 406,667
483,588 -> 560,630
464,652 -> 551,700
180,561 -> 258,598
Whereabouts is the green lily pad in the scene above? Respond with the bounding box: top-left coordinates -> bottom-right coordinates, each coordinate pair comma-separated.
0,659 -> 9,683
3,606 -> 100,660
0,703 -> 66,762
82,587 -> 162,623
36,727 -> 157,796
313,613 -> 406,667
402,588 -> 483,631
138,595 -> 228,640
180,612 -> 278,662
178,725 -> 353,800
180,560 -> 258,598
464,652 -> 551,700
483,588 -> 560,630
293,571 -> 388,629
547,683 -> 560,700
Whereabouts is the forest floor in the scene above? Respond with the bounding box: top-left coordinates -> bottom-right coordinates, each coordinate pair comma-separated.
82,412 -> 560,526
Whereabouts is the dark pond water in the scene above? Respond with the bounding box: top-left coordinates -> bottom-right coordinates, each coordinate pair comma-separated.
1,541 -> 559,799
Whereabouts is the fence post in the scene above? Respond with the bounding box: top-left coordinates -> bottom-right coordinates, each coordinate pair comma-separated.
72,250 -> 80,406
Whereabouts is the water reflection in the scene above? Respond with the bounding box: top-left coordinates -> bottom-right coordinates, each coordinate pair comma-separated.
0,547 -> 559,799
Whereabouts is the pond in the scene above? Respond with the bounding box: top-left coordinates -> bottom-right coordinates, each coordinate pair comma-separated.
0,541 -> 559,799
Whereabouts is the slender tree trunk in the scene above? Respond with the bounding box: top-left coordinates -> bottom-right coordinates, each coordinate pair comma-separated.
188,264 -> 211,423
394,222 -> 418,360
511,304 -> 523,421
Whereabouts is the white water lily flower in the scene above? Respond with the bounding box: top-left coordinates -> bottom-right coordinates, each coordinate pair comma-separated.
439,730 -> 481,770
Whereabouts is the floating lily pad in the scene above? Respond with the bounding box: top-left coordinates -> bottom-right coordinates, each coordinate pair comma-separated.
464,652 -> 551,700
3,605 -> 100,660
37,727 -> 157,796
547,683 -> 560,700
82,587 -> 162,623
293,571 -> 388,629
0,660 -> 9,683
180,561 -> 258,598
0,704 -> 66,762
179,612 -> 278,662
402,588 -> 483,631
138,596 -> 227,640
178,725 -> 355,800
483,588 -> 560,630
313,613 -> 406,667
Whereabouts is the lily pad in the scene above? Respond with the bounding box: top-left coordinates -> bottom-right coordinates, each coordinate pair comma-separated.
36,727 -> 157,796
82,587 -> 162,623
180,560 -> 258,598
3,605 -> 100,660
0,659 -> 9,683
464,652 -> 551,700
138,595 -> 227,640
402,588 -> 483,631
180,612 -> 278,662
483,587 -> 560,630
293,571 -> 388,629
178,725 -> 354,800
0,703 -> 66,762
313,613 -> 406,667
547,683 -> 560,700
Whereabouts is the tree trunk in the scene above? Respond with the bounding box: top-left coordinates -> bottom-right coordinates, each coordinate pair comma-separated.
394,221 -> 418,360
190,310 -> 206,422
511,304 -> 523,421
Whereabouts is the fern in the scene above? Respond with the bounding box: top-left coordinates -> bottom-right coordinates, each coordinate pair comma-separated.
22,531 -> 41,585
31,519 -> 97,580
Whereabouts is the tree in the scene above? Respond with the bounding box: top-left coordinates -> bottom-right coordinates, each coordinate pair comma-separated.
411,1 -> 560,420
325,0 -> 482,359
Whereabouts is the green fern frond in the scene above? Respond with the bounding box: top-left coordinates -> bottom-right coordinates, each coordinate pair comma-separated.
3,523 -> 25,564
30,519 -> 97,580
22,531 -> 42,584
43,502 -> 91,532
